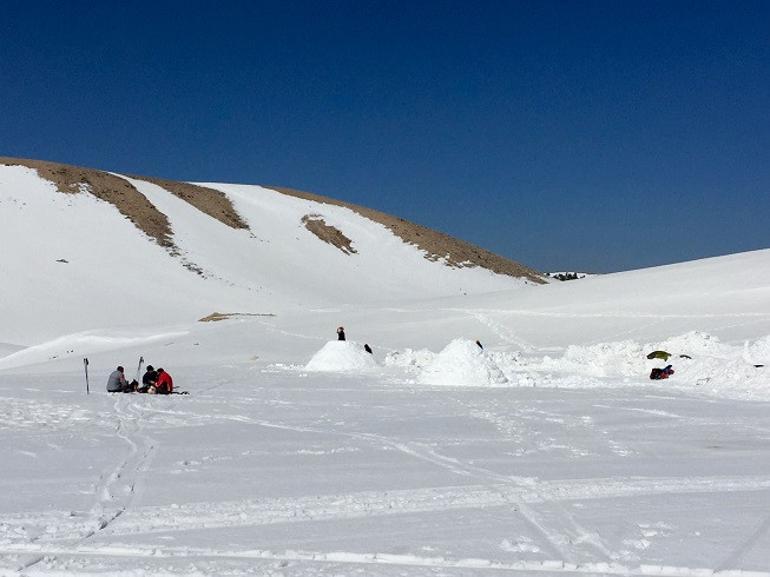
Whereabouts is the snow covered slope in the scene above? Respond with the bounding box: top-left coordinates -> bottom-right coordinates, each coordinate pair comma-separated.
2,160 -> 770,576
0,160 -> 540,344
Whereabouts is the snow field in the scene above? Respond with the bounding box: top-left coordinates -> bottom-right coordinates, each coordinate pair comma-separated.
3,162 -> 770,575
2,358 -> 770,576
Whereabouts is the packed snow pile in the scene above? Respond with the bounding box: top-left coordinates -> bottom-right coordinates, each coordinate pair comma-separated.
385,332 -> 769,395
536,340 -> 647,378
672,356 -> 768,397
499,331 -> 770,399
384,348 -> 436,371
748,335 -> 770,364
656,331 -> 735,358
304,341 -> 378,372
418,339 -> 508,386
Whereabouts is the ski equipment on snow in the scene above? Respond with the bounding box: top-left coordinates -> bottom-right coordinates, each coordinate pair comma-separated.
83,358 -> 90,395
135,356 -> 144,382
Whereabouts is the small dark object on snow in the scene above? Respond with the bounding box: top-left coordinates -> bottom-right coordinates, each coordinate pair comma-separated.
476,340 -> 484,350
337,326 -> 346,341
650,365 -> 675,380
647,350 -> 671,361
364,344 -> 373,354
755,365 -> 765,368
679,354 -> 692,359
56,258 -> 69,263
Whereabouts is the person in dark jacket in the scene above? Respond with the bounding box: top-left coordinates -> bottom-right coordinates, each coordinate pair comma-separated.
137,365 -> 158,393
154,368 -> 173,395
106,366 -> 131,393
337,326 -> 346,341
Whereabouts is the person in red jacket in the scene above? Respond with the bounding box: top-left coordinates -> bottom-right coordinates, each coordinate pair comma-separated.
154,367 -> 173,395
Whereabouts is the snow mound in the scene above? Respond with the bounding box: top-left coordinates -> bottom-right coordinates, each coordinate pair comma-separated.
499,331 -> 770,399
418,339 -> 508,387
537,340 -> 647,378
384,348 -> 436,370
657,331 -> 733,358
674,356 -> 769,395
749,336 -> 770,365
305,341 -> 378,372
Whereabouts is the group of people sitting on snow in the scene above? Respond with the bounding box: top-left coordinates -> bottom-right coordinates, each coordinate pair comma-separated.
106,364 -> 173,394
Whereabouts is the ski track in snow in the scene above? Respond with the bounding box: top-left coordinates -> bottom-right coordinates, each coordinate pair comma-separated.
3,543 -> 770,577
2,313 -> 770,574
716,511 -> 770,572
91,396 -> 157,536
9,395 -> 157,574
3,394 -> 770,575
469,311 -> 536,352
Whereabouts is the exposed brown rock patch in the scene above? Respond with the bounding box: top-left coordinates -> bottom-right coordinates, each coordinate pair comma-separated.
0,157 -> 173,248
132,176 -> 248,230
199,311 -> 275,322
301,214 -> 357,255
269,186 -> 545,283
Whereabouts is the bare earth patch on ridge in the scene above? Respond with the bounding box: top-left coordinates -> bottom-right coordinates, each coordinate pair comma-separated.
301,214 -> 357,255
133,176 -> 249,230
199,312 -> 275,322
269,186 -> 544,283
0,157 -> 173,248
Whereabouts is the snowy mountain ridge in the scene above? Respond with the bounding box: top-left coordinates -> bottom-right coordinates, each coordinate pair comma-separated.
0,158 -> 542,344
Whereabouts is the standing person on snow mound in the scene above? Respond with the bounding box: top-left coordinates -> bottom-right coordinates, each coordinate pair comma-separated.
106,366 -> 132,393
337,326 -> 346,341
137,365 -> 158,393
152,367 -> 174,395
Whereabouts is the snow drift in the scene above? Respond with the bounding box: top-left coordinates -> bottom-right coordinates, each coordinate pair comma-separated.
305,341 -> 379,372
418,339 -> 509,387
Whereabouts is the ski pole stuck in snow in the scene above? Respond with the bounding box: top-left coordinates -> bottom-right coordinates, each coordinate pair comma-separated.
83,357 -> 89,395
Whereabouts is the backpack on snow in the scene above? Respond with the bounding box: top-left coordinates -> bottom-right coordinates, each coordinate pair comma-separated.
649,365 -> 674,380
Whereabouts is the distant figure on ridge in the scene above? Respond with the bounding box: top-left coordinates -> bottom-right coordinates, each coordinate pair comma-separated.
476,340 -> 484,350
337,326 -> 346,341
106,366 -> 132,393
364,344 -> 373,354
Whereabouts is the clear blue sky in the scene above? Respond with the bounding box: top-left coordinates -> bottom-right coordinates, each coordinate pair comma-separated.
2,1 -> 768,272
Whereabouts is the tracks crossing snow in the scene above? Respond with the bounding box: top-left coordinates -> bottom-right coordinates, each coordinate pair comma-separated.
3,542 -> 770,577
10,395 -> 157,575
